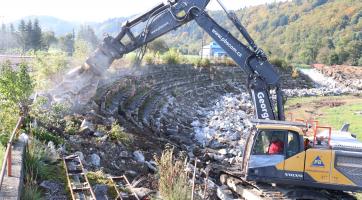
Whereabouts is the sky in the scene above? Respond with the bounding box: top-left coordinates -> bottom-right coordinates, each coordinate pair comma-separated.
0,0 -> 284,23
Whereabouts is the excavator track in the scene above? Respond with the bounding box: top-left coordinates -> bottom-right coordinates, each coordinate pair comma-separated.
220,172 -> 357,200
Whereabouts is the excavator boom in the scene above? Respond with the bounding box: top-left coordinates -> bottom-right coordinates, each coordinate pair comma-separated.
55,0 -> 284,120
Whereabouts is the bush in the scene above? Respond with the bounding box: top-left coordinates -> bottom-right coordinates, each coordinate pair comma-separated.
291,67 -> 300,78
22,139 -> 66,199
32,127 -> 64,145
124,52 -> 138,67
30,96 -> 70,130
31,50 -> 68,90
64,119 -> 79,135
270,58 -> 290,71
358,57 -> 362,66
161,48 -> 182,65
193,58 -> 211,68
109,122 -> 132,145
144,52 -> 157,65
155,147 -> 191,200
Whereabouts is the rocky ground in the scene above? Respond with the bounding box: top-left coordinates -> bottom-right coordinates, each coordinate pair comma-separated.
39,64 -> 360,199
314,64 -> 362,91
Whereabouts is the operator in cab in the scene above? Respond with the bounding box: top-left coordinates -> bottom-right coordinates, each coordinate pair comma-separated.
268,135 -> 284,154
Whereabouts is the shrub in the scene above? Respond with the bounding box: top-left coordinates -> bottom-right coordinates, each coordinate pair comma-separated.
109,122 -> 132,145
155,148 -> 191,200
125,52 -> 139,67
31,50 -> 68,90
30,96 -> 70,130
270,58 -> 290,71
32,127 -> 64,146
161,48 -> 182,65
358,57 -> 362,66
22,139 -> 66,199
144,52 -> 156,65
291,67 -> 300,78
192,58 -> 211,68
64,120 -> 79,135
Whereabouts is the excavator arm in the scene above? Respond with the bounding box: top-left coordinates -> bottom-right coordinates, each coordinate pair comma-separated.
56,0 -> 285,120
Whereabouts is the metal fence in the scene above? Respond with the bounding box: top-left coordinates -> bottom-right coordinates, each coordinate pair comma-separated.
0,117 -> 24,189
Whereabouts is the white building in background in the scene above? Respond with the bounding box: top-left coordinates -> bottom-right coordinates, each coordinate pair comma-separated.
200,42 -> 228,58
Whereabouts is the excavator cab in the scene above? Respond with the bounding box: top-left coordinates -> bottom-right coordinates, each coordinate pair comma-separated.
243,120 -> 362,191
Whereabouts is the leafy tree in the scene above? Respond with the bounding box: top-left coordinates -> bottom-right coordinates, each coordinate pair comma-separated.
41,31 -> 58,50
147,39 -> 169,53
348,41 -> 362,66
77,25 -> 98,49
59,33 -> 75,56
32,19 -> 42,50
0,62 -> 33,145
18,20 -> 27,52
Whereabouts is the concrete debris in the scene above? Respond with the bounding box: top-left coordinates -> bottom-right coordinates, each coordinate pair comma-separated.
19,133 -> 29,143
74,151 -> 85,163
132,187 -> 154,199
94,131 -> 105,137
93,184 -> 108,200
80,119 -> 95,134
90,153 -> 101,167
217,185 -> 237,200
145,161 -> 157,172
133,151 -> 145,163
192,93 -> 252,154
39,180 -> 67,200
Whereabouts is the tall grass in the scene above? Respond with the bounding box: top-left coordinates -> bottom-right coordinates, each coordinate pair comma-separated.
22,139 -> 66,199
155,148 -> 191,200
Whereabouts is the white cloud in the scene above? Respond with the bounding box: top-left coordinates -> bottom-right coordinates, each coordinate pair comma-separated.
0,0 -> 285,23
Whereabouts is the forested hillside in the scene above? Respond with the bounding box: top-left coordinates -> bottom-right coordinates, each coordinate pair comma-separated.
163,0 -> 362,66
1,0 -> 361,66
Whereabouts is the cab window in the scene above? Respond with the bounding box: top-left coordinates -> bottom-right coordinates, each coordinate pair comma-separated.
286,131 -> 300,158
252,130 -> 286,155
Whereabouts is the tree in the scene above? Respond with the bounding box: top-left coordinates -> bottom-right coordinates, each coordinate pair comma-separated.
0,62 -> 33,145
41,31 -> 58,50
32,19 -> 42,51
18,20 -> 27,52
348,41 -> 362,66
25,20 -> 33,51
59,33 -> 75,56
77,25 -> 98,49
148,39 -> 169,53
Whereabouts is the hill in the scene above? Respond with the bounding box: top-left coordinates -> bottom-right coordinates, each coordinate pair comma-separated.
162,0 -> 362,65
10,0 -> 362,65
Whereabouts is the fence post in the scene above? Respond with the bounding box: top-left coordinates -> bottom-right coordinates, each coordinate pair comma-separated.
7,143 -> 12,177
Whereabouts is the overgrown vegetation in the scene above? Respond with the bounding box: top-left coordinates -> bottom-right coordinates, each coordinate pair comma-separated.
161,48 -> 183,65
22,139 -> 66,200
109,122 -> 133,144
0,62 -> 33,146
87,170 -> 118,198
155,148 -> 191,200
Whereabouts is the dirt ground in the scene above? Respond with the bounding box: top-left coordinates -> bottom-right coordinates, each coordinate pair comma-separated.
285,94 -> 362,138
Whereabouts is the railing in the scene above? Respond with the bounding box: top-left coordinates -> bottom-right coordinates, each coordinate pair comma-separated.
0,117 -> 24,189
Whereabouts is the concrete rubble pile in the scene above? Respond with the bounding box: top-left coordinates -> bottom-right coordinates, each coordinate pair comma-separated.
283,68 -> 360,97
191,93 -> 254,163
314,65 -> 362,91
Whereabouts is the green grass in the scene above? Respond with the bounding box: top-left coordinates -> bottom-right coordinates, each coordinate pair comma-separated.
285,95 -> 362,140
319,103 -> 362,140
0,146 -> 5,167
